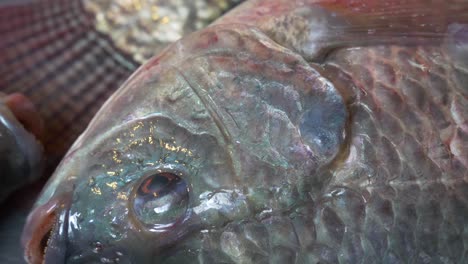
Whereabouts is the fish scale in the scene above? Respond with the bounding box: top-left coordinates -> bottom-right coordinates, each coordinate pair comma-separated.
325,45 -> 467,175
317,44 -> 468,262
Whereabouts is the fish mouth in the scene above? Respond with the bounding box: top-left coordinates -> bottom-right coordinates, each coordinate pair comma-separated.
22,195 -> 69,264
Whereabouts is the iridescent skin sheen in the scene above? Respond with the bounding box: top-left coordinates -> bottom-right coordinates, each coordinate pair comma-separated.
23,0 -> 468,263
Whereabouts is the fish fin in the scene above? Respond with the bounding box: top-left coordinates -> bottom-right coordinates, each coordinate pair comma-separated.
217,0 -> 468,62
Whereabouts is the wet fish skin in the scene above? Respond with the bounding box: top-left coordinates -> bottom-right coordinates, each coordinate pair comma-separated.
23,0 -> 468,263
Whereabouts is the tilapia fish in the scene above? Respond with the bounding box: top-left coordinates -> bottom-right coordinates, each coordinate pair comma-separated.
23,0 -> 468,263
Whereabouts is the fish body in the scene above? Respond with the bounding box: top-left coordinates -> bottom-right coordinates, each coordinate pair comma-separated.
23,0 -> 468,263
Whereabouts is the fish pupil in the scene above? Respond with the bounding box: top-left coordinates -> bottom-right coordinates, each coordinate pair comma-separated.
138,172 -> 178,196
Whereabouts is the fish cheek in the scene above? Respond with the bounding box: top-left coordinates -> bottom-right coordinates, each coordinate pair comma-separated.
65,175 -> 134,262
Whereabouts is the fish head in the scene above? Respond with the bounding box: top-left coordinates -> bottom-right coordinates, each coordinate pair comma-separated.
22,0 -> 468,262
22,24 -> 348,263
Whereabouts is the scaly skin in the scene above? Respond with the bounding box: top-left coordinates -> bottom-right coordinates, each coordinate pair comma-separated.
23,0 -> 468,263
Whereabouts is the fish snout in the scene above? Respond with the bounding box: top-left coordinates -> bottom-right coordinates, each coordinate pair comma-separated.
22,194 -> 70,264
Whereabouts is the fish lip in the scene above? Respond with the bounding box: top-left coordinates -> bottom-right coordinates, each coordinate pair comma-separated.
22,194 -> 70,264
42,208 -> 69,264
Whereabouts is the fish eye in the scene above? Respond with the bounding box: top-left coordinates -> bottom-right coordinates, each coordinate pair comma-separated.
132,172 -> 189,229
